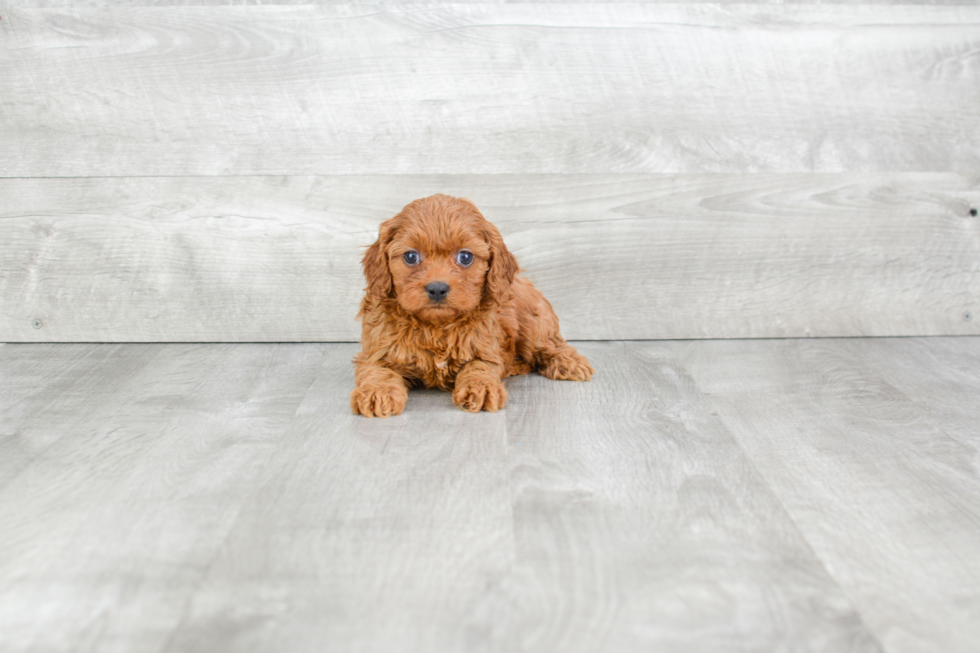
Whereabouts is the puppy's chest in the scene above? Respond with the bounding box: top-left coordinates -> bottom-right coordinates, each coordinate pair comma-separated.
388,339 -> 471,388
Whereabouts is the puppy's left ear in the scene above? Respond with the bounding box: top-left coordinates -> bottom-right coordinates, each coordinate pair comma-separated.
482,220 -> 519,304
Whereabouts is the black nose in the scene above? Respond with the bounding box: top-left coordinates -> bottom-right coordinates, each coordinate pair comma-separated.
426,282 -> 450,302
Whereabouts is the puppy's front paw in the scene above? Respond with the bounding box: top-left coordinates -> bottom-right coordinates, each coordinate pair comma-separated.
351,382 -> 408,418
453,377 -> 508,413
540,348 -> 594,382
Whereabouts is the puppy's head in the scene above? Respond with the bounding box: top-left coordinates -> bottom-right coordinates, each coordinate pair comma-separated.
362,194 -> 518,324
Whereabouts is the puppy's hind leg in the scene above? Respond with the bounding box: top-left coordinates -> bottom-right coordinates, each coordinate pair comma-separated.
536,341 -> 595,382
511,276 -> 594,382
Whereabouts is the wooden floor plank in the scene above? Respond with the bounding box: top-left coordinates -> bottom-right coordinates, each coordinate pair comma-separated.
2,5 -> 978,176
500,342 -> 878,652
2,174 -> 977,342
2,340 -> 977,651
0,343 -> 326,653
162,342 -> 879,652
0,343 -> 165,488
162,344 -> 520,653
673,338 -> 980,653
828,337 -> 980,454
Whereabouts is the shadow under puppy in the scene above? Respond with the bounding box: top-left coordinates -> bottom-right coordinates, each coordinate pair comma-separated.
351,194 -> 594,417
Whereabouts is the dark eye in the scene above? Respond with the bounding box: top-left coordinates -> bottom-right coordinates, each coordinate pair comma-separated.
456,250 -> 474,267
403,251 -> 420,266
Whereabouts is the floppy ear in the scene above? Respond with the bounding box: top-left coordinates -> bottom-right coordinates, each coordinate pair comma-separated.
362,220 -> 397,299
482,220 -> 519,304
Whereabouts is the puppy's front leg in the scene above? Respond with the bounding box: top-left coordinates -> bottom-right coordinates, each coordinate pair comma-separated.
350,360 -> 409,418
453,360 -> 507,413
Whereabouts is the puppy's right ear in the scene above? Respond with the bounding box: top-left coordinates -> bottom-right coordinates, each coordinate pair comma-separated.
362,221 -> 397,299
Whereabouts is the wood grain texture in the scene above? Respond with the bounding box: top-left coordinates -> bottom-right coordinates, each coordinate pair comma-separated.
0,343 -> 325,653
1,174 -> 977,342
498,343 -> 877,652
0,343 -> 164,488
141,342 -> 875,652
673,337 -> 980,653
1,4 -> 978,176
163,345 -> 522,653
4,339 -> 979,651
843,338 -> 980,453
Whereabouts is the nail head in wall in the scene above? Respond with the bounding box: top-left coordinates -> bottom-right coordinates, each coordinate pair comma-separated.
965,312 -> 973,322
32,319 -> 42,329
970,208 -> 978,217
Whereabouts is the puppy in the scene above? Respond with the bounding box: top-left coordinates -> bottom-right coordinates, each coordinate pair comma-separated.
351,194 -> 593,417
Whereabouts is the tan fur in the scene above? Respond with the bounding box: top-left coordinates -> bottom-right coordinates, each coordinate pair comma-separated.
351,194 -> 594,417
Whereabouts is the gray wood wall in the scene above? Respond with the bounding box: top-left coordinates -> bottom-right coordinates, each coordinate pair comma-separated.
2,3 -> 978,341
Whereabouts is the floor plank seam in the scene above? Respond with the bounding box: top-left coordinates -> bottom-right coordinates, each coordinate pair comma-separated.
153,343 -> 334,653
708,403 -> 890,652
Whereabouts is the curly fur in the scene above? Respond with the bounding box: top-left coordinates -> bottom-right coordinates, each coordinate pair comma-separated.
351,194 -> 594,417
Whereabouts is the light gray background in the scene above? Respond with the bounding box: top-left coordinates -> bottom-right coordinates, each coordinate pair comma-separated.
2,2 -> 978,341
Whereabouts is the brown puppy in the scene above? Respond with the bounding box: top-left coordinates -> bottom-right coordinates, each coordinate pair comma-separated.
351,194 -> 593,417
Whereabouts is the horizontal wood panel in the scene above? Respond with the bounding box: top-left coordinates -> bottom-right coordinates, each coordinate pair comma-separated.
1,5 -> 979,176
1,174 -> 977,341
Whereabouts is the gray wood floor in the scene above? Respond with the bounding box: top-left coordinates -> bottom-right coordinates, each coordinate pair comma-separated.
2,338 -> 978,652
